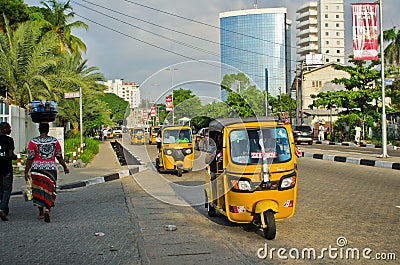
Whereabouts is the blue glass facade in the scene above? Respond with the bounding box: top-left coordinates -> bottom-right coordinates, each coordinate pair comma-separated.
220,9 -> 291,99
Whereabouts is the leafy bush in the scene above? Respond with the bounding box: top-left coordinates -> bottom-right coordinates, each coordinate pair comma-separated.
64,136 -> 99,164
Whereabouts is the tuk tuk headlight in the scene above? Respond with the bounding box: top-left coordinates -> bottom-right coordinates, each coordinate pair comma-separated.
279,173 -> 296,190
228,177 -> 253,192
238,180 -> 251,191
184,148 -> 192,154
165,149 -> 173,155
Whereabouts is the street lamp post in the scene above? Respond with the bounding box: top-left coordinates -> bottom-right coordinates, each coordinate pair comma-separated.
378,0 -> 388,158
166,68 -> 178,125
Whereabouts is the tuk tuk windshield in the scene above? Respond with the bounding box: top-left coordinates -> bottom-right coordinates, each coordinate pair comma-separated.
151,127 -> 160,134
229,128 -> 291,164
133,129 -> 144,134
163,129 -> 192,144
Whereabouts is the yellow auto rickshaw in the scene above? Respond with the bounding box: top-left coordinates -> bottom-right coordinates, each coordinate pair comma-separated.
156,125 -> 194,177
131,127 -> 146,144
204,117 -> 298,240
149,125 -> 161,144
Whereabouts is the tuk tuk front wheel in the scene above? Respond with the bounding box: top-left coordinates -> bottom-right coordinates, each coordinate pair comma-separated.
177,168 -> 183,177
155,158 -> 160,172
262,210 -> 276,240
205,192 -> 216,217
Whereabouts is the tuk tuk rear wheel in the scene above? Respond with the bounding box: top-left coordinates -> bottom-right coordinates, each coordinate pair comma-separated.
262,211 -> 276,240
207,203 -> 216,217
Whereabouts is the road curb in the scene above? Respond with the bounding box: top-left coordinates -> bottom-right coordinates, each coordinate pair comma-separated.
302,152 -> 400,170
315,141 -> 398,150
10,167 -> 145,196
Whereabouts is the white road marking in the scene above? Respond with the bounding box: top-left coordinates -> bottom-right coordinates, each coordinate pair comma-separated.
396,206 -> 400,209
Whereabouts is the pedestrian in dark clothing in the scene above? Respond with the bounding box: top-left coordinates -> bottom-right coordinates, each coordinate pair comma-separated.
0,122 -> 17,221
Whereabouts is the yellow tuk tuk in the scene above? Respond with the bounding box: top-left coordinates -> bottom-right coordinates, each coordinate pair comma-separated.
149,125 -> 161,144
204,117 -> 298,240
156,125 -> 194,177
130,127 -> 145,144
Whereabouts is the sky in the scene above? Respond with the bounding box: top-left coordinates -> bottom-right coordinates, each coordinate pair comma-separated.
24,0 -> 400,103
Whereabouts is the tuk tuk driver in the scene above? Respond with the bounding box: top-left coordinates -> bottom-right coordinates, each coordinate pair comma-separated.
176,131 -> 189,143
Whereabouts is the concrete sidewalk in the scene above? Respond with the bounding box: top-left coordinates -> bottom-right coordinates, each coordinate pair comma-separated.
12,140 -> 137,195
301,141 -> 400,170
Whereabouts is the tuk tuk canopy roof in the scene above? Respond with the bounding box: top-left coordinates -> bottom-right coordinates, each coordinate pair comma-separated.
209,116 -> 279,132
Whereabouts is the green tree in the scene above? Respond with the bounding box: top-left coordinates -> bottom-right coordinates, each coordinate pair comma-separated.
52,52 -> 108,134
171,88 -> 195,107
383,27 -> 400,66
311,58 -> 381,114
0,0 -> 29,32
39,0 -> 88,54
97,93 -> 129,125
0,17 -> 59,107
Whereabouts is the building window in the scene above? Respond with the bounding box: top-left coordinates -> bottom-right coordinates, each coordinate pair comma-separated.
336,15 -> 339,19
325,23 -> 329,27
336,23 -> 340,27
337,50 -> 340,53
325,32 -> 329,36
326,41 -> 329,45
312,81 -> 323,88
326,58 -> 330,62
325,14 -> 328,18
336,6 -> 340,10
337,59 -> 341,62
325,5 -> 328,10
337,41 -> 340,45
326,50 -> 330,53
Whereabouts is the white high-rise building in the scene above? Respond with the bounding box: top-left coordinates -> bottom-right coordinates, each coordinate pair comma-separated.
103,79 -> 140,108
296,0 -> 344,64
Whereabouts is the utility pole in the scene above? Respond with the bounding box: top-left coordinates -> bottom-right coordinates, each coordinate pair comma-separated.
378,0 -> 388,158
300,61 -> 305,124
295,65 -> 299,125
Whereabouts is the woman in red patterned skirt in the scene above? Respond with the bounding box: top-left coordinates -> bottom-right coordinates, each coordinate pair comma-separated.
24,123 -> 69,222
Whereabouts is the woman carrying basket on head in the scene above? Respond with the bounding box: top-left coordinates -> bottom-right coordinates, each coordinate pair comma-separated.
24,123 -> 69,222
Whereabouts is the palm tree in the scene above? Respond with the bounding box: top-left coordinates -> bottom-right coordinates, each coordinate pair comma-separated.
383,27 -> 400,66
50,52 -> 109,134
40,0 -> 88,55
0,16 -> 60,107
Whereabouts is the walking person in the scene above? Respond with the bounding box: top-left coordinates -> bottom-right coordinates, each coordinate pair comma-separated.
0,122 -> 17,221
24,123 -> 69,222
318,123 -> 325,141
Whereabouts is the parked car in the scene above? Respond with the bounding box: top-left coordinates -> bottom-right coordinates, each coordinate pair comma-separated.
292,125 -> 313,145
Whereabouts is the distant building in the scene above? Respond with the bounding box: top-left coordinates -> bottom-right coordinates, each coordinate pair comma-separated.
296,0 -> 345,64
301,62 -> 349,109
219,8 -> 292,98
103,79 -> 140,108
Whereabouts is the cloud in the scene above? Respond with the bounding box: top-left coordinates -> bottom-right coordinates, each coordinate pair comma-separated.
25,0 -> 400,99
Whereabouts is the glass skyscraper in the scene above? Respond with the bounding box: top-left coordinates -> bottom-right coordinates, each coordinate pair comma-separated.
220,8 -> 291,99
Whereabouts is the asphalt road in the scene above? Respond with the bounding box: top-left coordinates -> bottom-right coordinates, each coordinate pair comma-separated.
124,138 -> 399,264
3,137 -> 397,264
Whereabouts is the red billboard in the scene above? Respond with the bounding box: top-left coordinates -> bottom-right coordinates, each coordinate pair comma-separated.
352,3 -> 378,60
166,95 -> 173,112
